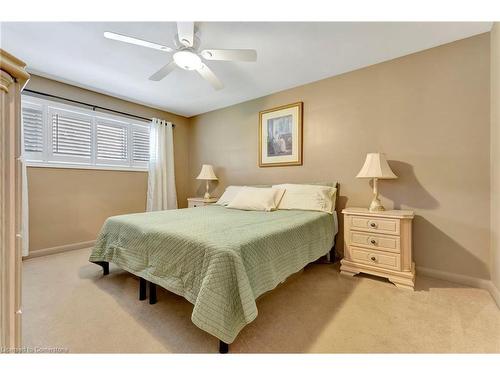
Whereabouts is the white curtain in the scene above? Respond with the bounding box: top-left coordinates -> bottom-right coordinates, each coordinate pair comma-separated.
147,119 -> 178,211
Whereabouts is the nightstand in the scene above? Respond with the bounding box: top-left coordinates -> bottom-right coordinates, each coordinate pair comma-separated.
187,197 -> 218,208
340,207 -> 415,290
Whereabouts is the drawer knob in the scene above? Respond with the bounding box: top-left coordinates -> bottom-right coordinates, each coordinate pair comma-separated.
370,256 -> 376,261
370,239 -> 377,245
370,222 -> 377,228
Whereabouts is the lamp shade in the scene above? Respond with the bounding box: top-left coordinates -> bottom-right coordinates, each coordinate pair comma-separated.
356,153 -> 397,179
196,164 -> 218,180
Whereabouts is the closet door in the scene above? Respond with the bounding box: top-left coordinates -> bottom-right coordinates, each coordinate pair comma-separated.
0,49 -> 30,350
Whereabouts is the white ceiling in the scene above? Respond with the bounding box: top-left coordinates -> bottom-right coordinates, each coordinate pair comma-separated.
0,22 -> 492,117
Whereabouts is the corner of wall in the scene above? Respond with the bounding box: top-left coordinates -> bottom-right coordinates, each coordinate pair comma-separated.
490,22 -> 500,303
488,282 -> 500,308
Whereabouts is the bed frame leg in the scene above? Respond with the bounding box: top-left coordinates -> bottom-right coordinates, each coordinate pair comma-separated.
92,261 -> 109,275
139,278 -> 147,301
149,282 -> 157,305
329,248 -> 336,263
219,340 -> 229,354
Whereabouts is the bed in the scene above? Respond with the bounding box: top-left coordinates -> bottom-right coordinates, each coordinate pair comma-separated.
89,204 -> 338,352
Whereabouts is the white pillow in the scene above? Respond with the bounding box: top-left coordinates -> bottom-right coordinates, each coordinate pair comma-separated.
216,186 -> 244,206
272,184 -> 337,214
226,187 -> 285,212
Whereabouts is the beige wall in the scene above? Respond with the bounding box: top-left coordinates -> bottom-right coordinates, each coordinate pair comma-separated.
491,23 -> 500,291
25,75 -> 190,252
28,167 -> 147,251
189,34 -> 491,280
25,34 -> 494,281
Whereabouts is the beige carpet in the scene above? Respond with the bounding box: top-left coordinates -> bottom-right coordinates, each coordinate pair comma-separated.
22,248 -> 500,353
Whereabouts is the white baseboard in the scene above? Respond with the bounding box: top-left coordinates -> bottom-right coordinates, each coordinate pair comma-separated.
23,240 -> 95,260
417,266 -> 500,309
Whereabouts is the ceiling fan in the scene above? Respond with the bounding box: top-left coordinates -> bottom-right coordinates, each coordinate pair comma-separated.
104,22 -> 257,90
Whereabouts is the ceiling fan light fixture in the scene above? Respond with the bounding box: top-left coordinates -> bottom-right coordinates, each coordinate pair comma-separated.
106,22 -> 257,89
173,50 -> 202,70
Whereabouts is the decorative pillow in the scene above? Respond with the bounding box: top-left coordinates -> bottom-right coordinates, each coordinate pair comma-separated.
272,184 -> 337,214
216,186 -> 245,206
226,187 -> 285,212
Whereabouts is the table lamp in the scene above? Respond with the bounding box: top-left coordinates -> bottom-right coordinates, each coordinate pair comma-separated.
356,153 -> 397,211
196,164 -> 218,199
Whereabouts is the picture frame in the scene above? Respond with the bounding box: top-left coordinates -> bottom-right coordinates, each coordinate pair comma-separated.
259,102 -> 303,167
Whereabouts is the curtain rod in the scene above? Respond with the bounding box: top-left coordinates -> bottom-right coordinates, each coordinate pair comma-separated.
23,89 -> 175,128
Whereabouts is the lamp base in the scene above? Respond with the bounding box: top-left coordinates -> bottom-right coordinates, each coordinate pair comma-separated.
369,177 -> 385,211
204,180 -> 211,200
369,197 -> 385,212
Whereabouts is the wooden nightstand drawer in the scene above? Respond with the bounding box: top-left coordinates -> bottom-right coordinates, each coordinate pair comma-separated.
347,246 -> 401,271
349,231 -> 400,253
350,215 -> 400,235
187,197 -> 218,208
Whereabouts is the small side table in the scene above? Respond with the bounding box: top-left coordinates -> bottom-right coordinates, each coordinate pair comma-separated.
340,207 -> 415,290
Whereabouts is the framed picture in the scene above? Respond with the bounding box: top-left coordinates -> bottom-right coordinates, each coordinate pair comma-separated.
259,102 -> 303,167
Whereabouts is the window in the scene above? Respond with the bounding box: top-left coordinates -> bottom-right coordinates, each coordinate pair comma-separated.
22,102 -> 44,160
96,119 -> 128,165
21,95 -> 150,171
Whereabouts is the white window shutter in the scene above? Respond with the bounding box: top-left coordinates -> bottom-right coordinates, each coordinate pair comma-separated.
131,126 -> 150,165
22,95 -> 151,171
96,119 -> 128,165
22,103 -> 44,158
49,107 -> 92,163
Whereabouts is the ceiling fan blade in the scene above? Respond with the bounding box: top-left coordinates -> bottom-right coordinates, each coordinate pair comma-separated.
201,49 -> 257,62
196,63 -> 224,90
176,22 -> 195,47
104,31 -> 173,52
149,61 -> 177,81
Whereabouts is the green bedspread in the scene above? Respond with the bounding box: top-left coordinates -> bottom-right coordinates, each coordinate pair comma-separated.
89,205 -> 336,344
